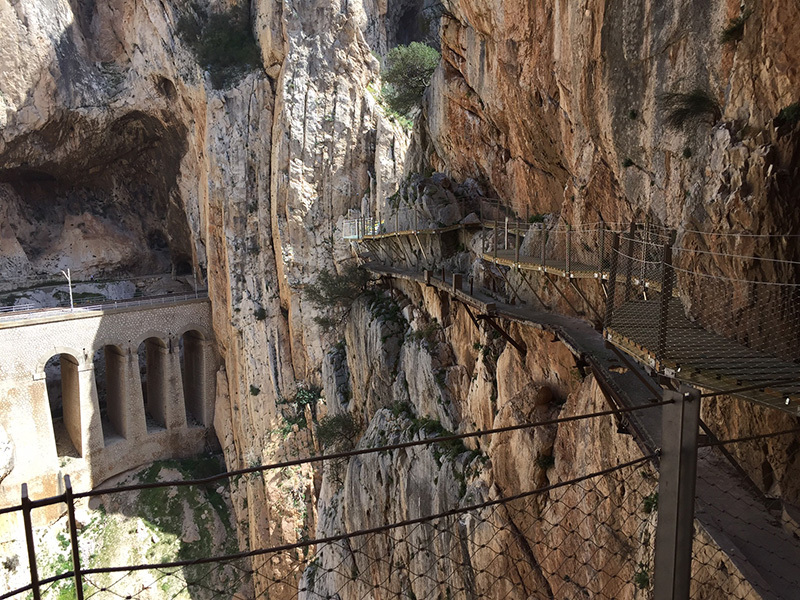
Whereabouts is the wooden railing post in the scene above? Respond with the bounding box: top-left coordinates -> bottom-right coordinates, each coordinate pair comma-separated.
21,483 -> 41,600
604,232 -> 620,326
65,475 -> 85,600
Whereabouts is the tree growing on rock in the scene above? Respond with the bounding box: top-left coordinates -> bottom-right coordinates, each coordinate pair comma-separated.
381,42 -> 441,116
304,263 -> 373,330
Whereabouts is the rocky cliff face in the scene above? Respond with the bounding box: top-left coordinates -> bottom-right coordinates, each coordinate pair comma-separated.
2,0 -> 799,597
416,0 -> 800,239
0,0 -> 408,594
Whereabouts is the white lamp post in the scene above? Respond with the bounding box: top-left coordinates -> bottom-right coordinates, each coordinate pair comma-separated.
61,268 -> 74,311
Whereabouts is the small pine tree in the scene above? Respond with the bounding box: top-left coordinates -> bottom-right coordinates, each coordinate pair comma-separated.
381,42 -> 440,116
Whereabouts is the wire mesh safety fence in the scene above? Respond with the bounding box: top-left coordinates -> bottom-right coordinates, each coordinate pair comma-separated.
0,403 -> 672,600
602,223 -> 800,413
688,413 -> 800,600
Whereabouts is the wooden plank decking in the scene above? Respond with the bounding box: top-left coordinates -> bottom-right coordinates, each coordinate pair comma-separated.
606,297 -> 800,412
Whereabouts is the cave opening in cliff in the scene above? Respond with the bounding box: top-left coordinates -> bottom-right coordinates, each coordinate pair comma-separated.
0,110 -> 193,288
138,337 -> 168,432
180,330 -> 207,427
45,353 -> 82,458
93,346 -> 126,444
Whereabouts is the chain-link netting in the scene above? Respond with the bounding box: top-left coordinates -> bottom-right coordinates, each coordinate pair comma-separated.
1,406 -> 670,600
690,406 -> 800,600
603,224 -> 800,413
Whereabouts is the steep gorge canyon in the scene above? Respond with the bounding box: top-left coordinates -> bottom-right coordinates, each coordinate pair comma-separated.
1,0 -> 799,598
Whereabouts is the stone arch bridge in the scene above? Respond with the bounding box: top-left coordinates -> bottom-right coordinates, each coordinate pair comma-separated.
0,296 -> 218,515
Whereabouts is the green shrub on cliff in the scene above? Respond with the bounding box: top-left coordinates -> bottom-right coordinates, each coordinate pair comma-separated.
381,42 -> 440,115
305,263 -> 372,330
177,1 -> 261,89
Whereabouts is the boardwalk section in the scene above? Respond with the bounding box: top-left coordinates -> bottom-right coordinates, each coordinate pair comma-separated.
347,207 -> 800,414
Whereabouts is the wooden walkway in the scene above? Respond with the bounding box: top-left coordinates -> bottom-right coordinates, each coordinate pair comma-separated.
607,296 -> 800,412
482,250 -> 602,279
352,219 -> 799,414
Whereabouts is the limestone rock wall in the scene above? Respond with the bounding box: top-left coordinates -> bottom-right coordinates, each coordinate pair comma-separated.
415,0 -> 800,243
0,0 -> 409,595
307,279 -> 760,600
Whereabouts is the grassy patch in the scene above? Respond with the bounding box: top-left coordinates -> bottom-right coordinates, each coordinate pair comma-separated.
660,88 -> 721,130
407,319 -> 441,354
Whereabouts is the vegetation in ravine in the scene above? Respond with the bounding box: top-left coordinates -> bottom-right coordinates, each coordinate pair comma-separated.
370,42 -> 440,127
176,1 -> 261,89
305,263 -> 373,331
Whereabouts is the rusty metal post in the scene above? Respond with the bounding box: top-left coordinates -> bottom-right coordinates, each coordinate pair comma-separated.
599,227 -> 606,274
424,270 -> 431,285
540,226 -> 546,267
395,210 -> 399,234
565,225 -> 572,278
481,201 -> 486,254
654,386 -> 700,600
441,267 -> 446,282
469,276 -> 474,295
504,216 -> 509,250
414,207 -> 419,232
494,219 -> 498,259
515,220 -> 520,264
22,484 -> 41,600
604,232 -> 620,327
453,273 -> 463,292
657,235 -> 676,366
624,221 -> 636,301
65,476 -> 85,600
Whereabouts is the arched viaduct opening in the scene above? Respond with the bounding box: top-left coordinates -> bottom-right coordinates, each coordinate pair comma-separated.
44,353 -> 82,458
138,337 -> 168,432
180,329 -> 207,426
93,345 -> 126,444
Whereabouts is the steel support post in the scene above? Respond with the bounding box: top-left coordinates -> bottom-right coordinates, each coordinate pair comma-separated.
494,220 -> 498,259
657,242 -> 674,366
654,386 -> 701,600
599,227 -> 606,274
624,221 -> 636,301
515,220 -> 520,264
481,202 -> 486,254
565,225 -> 572,277
65,476 -> 85,600
540,227 -> 546,267
604,232 -> 620,326
21,484 -> 41,600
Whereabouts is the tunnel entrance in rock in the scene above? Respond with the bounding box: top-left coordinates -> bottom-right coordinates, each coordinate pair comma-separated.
0,110 -> 193,285
386,0 -> 440,50
180,330 -> 206,427
45,354 -> 82,458
138,337 -> 168,432
93,346 -> 126,444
